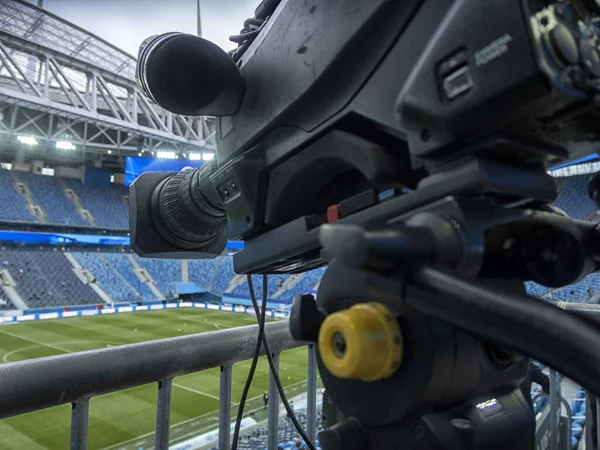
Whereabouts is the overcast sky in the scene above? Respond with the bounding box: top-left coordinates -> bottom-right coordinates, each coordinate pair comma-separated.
27,0 -> 259,56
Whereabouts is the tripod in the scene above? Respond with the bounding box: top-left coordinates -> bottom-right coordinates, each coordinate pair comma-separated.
289,157 -> 600,450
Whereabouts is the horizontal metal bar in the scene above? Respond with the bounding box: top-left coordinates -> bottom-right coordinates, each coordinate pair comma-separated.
0,321 -> 302,419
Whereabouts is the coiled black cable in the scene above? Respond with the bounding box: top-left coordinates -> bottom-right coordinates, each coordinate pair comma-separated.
239,274 -> 316,450
229,0 -> 282,62
230,276 -> 268,450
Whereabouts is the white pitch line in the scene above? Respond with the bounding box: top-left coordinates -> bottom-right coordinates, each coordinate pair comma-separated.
1,340 -> 131,364
2,344 -> 39,363
0,327 -> 72,353
172,382 -> 220,400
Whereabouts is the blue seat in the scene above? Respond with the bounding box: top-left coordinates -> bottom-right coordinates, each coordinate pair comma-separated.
71,252 -> 146,303
0,170 -> 36,222
1,249 -> 102,307
17,172 -> 86,226
63,179 -> 129,229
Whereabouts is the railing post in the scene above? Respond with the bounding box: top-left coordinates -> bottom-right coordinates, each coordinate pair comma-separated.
549,369 -> 558,450
596,397 -> 600,450
307,344 -> 317,442
155,379 -> 173,450
70,399 -> 89,450
218,365 -> 232,450
268,353 -> 281,450
586,391 -> 594,450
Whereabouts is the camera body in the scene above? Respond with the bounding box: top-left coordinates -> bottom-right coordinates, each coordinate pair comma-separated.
131,0 -> 600,273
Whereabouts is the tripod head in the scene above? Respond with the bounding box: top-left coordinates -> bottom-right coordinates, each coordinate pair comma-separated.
289,157 -> 600,450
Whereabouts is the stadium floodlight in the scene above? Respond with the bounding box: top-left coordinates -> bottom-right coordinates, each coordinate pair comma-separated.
56,141 -> 76,151
138,152 -> 143,157
107,150 -> 112,155
188,152 -> 202,161
17,135 -> 38,146
156,151 -> 178,160
202,152 -> 214,161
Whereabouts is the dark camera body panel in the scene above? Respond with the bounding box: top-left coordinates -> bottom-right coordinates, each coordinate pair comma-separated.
131,0 -> 600,274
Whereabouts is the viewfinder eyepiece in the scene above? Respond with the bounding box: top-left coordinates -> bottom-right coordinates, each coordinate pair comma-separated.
136,33 -> 245,116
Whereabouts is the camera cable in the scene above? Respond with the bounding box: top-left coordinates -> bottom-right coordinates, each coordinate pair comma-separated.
232,274 -> 318,450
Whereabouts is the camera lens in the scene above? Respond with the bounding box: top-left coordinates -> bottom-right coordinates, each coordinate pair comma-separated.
150,162 -> 227,249
136,33 -> 244,116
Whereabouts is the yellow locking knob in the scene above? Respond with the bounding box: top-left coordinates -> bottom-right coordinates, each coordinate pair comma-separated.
318,302 -> 403,382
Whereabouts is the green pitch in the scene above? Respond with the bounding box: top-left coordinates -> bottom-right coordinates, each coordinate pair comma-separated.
0,309 -> 310,450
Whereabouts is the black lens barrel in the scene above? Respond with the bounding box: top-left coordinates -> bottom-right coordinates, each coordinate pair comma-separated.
151,162 -> 227,250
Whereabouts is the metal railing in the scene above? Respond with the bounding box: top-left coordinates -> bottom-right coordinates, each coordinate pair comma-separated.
0,320 -> 318,450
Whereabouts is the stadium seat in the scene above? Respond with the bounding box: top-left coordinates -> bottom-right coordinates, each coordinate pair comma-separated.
229,411 -> 324,450
71,252 -> 147,303
0,287 -> 15,310
0,248 -> 102,307
63,178 -> 129,229
102,253 -> 157,299
211,256 -> 238,294
286,269 -> 325,297
133,254 -> 182,297
188,258 -> 220,289
554,175 -> 597,220
0,170 -> 37,223
16,172 -> 87,226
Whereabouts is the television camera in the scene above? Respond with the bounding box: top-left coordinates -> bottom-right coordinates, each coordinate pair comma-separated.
130,0 -> 600,448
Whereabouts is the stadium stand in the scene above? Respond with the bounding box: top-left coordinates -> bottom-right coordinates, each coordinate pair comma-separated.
71,252 -> 143,303
63,178 -> 129,229
102,253 -> 158,299
554,175 -> 597,220
570,386 -> 586,450
228,411 -> 324,450
209,256 -> 238,294
0,288 -> 14,310
289,269 -> 324,296
188,258 -> 221,289
0,173 -> 598,307
545,272 -> 600,302
525,281 -> 553,298
0,169 -> 36,223
0,248 -> 102,307
133,254 -> 182,297
15,171 -> 88,226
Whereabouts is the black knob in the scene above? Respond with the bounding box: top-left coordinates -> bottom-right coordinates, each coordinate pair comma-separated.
549,24 -> 579,65
289,294 -> 326,342
136,33 -> 244,116
319,418 -> 369,450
